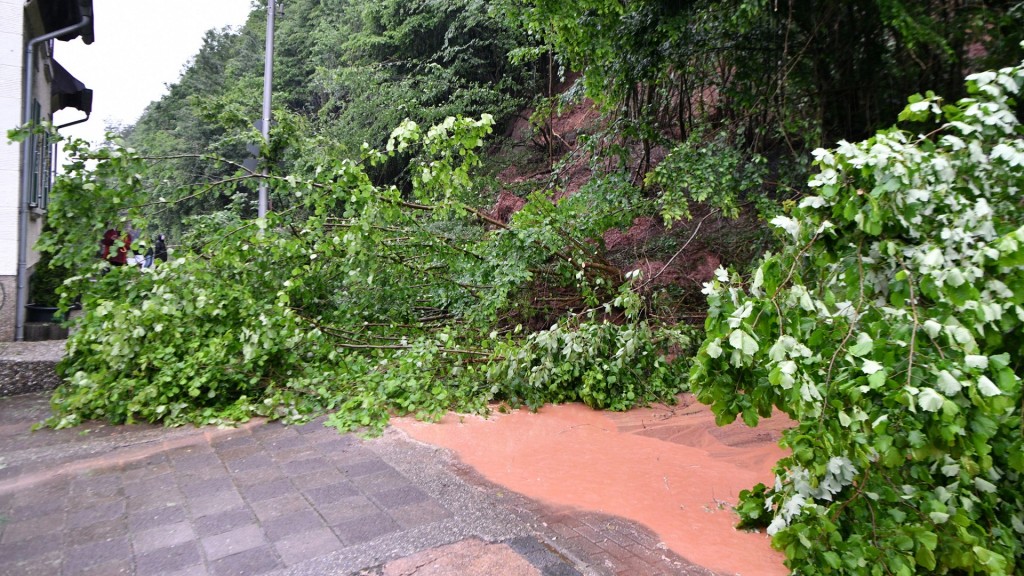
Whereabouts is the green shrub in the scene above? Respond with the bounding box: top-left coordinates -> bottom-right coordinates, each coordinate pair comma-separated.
691,59 -> 1024,573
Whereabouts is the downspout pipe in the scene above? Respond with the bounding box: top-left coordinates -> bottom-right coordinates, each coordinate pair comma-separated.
15,15 -> 91,341
55,112 -> 90,130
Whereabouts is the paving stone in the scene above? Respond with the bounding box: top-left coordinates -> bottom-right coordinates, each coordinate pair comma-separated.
158,564 -> 212,576
0,464 -> 24,481
507,536 -> 552,560
311,436 -> 357,454
389,500 -> 451,530
272,527 -> 342,566
249,423 -> 292,440
209,545 -> 283,576
70,556 -> 134,576
69,472 -> 123,498
338,457 -> 390,477
0,511 -> 64,544
294,419 -> 328,435
351,469 -> 415,494
62,536 -> 132,574
370,485 -> 429,510
202,523 -> 267,561
187,490 -> 245,518
194,508 -> 257,538
122,458 -> 173,482
136,541 -> 203,575
123,473 -> 178,498
179,476 -> 236,499
128,503 -> 188,531
302,429 -> 341,445
280,455 -> 332,475
332,511 -> 401,545
325,449 -> 384,469
288,469 -> 339,491
0,551 -> 62,576
134,520 -> 196,554
272,447 -> 320,465
260,434 -> 308,451
543,563 -> 585,576
317,494 -> 382,525
249,493 -> 310,522
262,508 -> 326,542
238,477 -> 294,503
217,444 -> 264,463
168,449 -> 222,470
303,480 -> 360,507
65,516 -> 129,547
125,485 -> 184,512
224,453 -> 275,474
0,532 -> 63,563
571,523 -> 607,545
210,434 -> 255,450
67,498 -> 126,529
226,464 -> 284,487
10,493 -> 68,519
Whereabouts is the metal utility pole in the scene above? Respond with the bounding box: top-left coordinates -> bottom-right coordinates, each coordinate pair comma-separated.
258,0 -> 277,219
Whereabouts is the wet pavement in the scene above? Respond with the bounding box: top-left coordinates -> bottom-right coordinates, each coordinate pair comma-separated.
0,393 -> 714,576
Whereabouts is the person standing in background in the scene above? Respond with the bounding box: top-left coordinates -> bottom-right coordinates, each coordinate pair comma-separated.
104,229 -> 132,267
154,234 -> 168,263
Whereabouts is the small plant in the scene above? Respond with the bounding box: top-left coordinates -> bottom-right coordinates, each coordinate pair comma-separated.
28,249 -> 71,308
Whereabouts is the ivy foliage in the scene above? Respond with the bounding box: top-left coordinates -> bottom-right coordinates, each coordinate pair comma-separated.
690,59 -> 1024,573
41,114 -> 694,432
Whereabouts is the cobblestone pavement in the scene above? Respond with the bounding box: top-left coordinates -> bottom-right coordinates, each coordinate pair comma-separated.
0,393 -> 713,576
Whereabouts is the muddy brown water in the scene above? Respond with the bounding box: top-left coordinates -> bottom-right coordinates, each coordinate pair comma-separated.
395,394 -> 792,576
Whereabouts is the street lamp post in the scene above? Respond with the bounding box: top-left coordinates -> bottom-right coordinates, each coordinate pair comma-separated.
258,0 -> 277,219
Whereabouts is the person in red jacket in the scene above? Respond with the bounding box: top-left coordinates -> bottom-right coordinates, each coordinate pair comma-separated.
100,228 -> 118,260
103,229 -> 132,266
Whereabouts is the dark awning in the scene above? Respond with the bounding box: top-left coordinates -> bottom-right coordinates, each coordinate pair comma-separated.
51,59 -> 92,114
34,0 -> 95,45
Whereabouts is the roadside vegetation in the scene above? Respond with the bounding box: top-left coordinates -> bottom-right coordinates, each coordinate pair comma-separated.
26,1 -> 1024,573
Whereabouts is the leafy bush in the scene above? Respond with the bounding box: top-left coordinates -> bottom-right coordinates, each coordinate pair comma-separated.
491,314 -> 694,411
42,114 -> 691,433
690,59 -> 1024,573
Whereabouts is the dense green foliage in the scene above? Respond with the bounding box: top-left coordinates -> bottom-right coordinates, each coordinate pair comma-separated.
691,61 -> 1024,573
124,0 -> 540,239
502,0 -> 1022,148
42,115 -> 694,432
32,1 -> 1024,572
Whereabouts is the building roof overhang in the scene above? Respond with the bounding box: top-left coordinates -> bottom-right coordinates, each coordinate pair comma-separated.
27,0 -> 95,45
51,59 -> 92,115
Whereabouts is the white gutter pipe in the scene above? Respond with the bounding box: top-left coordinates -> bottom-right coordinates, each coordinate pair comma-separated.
15,15 -> 92,341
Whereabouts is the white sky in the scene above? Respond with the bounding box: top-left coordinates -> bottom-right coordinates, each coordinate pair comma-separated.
52,0 -> 256,147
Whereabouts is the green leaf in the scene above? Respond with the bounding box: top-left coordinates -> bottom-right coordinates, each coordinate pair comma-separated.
728,329 -> 758,356
917,388 -> 944,412
848,333 -> 874,357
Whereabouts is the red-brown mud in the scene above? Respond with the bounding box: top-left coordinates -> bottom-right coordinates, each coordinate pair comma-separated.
395,394 -> 792,576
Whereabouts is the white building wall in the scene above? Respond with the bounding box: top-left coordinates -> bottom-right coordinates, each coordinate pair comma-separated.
0,0 -> 23,278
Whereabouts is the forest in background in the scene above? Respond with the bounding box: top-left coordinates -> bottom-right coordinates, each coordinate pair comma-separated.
29,1 -> 1024,573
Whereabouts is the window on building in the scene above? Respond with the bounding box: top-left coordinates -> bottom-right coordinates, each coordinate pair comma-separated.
28,100 -> 54,210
